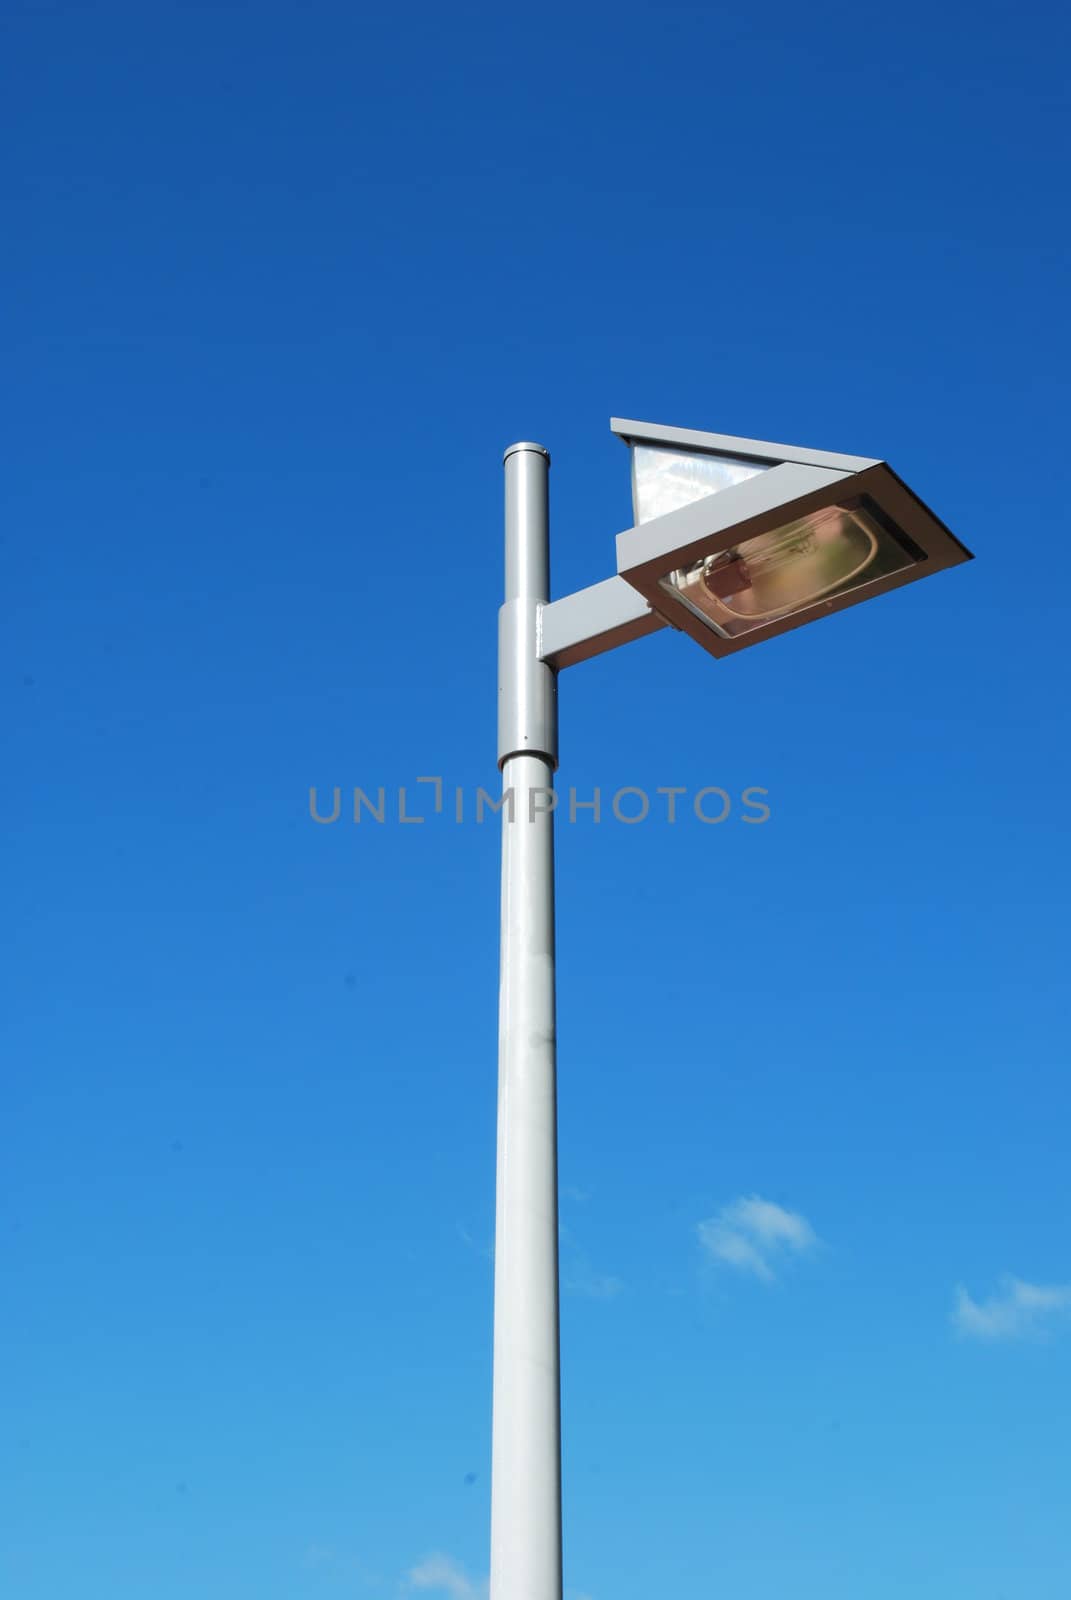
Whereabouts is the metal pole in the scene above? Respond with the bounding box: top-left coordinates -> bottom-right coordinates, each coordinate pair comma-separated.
490,442 -> 561,1600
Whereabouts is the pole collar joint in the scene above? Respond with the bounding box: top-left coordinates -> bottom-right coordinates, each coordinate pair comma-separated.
497,598 -> 558,770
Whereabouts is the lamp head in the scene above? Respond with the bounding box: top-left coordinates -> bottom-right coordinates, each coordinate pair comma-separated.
613,420 -> 972,660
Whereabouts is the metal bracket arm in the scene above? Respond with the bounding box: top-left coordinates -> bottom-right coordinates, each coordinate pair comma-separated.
537,575 -> 668,670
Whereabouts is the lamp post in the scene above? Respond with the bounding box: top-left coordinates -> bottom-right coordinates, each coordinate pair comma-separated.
488,419 -> 972,1600
490,443 -> 561,1600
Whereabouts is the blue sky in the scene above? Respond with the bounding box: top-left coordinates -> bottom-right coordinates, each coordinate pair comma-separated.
3,1 -> 1070,1597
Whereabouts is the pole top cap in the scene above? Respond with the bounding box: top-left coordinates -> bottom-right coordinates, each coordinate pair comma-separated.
503,441 -> 551,466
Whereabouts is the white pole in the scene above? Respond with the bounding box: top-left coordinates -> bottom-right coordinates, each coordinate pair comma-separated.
490,443 -> 562,1600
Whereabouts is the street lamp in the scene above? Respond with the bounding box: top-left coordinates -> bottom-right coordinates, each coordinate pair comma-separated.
490,420 -> 971,1600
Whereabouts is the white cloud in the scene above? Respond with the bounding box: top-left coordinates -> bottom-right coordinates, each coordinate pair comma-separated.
457,1224 -> 494,1263
697,1194 -> 818,1282
953,1276 -> 1071,1341
303,1544 -> 335,1570
302,1545 -> 381,1586
559,1223 -> 622,1300
564,1263 -> 623,1300
407,1554 -> 484,1600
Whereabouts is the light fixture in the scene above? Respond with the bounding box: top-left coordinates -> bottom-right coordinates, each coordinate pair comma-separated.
612,419 -> 972,658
